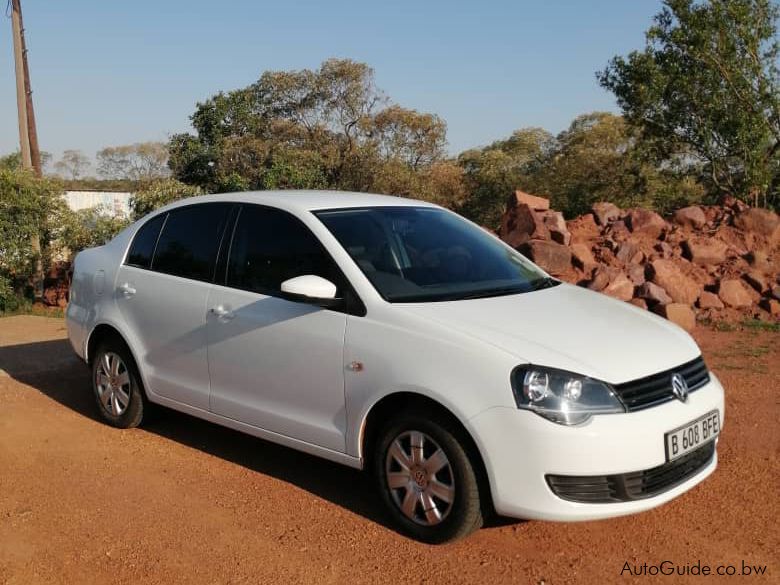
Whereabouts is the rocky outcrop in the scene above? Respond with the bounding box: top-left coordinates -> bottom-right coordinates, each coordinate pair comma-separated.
510,189 -> 550,211
673,206 -> 707,230
498,193 -> 780,328
648,259 -> 701,305
733,208 -> 780,241
520,240 -> 572,276
654,303 -> 696,332
592,202 -> 621,226
718,279 -> 754,308
500,203 -> 549,247
682,238 -> 728,266
626,209 -> 667,239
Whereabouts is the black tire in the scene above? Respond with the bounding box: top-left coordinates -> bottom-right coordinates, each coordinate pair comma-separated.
91,338 -> 145,428
374,411 -> 484,543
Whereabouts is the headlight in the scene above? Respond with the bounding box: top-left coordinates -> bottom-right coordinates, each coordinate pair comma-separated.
511,366 -> 625,425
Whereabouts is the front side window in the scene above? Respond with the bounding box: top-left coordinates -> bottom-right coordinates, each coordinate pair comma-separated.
227,205 -> 341,295
152,203 -> 231,282
316,206 -> 553,302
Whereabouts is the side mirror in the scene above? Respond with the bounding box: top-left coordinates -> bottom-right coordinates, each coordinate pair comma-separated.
280,275 -> 341,308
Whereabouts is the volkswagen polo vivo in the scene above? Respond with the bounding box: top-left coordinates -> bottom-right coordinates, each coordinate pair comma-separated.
66,191 -> 724,542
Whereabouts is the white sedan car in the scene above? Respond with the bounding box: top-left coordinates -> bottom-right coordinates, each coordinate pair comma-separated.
66,191 -> 724,542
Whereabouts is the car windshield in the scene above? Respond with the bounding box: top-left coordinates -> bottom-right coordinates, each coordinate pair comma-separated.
315,206 -> 557,302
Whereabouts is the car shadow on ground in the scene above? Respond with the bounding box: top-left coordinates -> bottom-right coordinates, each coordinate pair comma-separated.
0,338 -> 518,533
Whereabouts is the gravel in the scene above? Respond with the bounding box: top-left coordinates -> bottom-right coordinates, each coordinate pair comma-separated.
0,316 -> 777,584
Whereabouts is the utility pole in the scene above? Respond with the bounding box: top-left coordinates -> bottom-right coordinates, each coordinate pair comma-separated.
10,0 -> 44,299
10,0 -> 31,170
15,0 -> 42,176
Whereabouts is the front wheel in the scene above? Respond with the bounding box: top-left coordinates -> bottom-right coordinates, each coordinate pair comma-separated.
374,413 -> 484,543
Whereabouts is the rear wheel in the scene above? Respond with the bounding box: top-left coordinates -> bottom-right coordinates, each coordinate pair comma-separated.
91,340 -> 145,428
374,412 -> 483,543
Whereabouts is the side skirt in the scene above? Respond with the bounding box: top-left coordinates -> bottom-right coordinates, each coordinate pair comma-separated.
147,394 -> 363,470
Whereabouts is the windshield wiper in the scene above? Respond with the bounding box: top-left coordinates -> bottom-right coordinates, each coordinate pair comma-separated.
448,286 -> 529,301
391,279 -> 559,303
528,276 -> 561,291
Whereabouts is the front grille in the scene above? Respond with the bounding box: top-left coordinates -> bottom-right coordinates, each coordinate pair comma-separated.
612,356 -> 710,412
547,441 -> 716,503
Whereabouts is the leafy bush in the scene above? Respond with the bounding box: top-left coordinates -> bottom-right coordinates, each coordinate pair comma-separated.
0,274 -> 20,312
129,178 -> 202,220
0,169 -> 64,298
57,207 -> 130,252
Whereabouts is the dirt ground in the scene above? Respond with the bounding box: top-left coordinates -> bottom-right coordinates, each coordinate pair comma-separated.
0,315 -> 777,585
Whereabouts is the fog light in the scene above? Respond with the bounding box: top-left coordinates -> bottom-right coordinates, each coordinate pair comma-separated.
524,370 -> 549,402
563,378 -> 583,401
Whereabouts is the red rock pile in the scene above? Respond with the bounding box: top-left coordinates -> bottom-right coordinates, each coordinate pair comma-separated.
42,262 -> 70,308
499,190 -> 780,330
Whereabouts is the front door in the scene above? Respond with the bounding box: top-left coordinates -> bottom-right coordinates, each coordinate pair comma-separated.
206,205 -> 348,452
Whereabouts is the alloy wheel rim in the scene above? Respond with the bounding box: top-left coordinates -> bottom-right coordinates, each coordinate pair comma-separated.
385,430 -> 455,526
95,352 -> 131,416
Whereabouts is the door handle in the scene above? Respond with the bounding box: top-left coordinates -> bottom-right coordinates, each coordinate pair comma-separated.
118,282 -> 136,297
209,305 -> 235,320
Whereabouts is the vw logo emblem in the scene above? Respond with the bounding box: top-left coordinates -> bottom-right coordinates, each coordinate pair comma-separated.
671,373 -> 689,403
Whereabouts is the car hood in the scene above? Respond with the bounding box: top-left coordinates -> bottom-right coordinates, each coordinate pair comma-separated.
399,283 -> 700,384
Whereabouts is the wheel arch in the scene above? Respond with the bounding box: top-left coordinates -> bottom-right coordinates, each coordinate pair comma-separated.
359,391 -> 495,515
86,323 -> 127,364
86,322 -> 151,397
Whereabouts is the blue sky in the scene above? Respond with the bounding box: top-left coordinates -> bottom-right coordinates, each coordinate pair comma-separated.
0,0 -> 661,165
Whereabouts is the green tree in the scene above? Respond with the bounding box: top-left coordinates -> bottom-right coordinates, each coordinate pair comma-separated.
417,161 -> 468,208
1,150 -> 54,173
532,113 -> 705,217
261,149 -> 329,190
598,0 -> 780,208
169,59 -> 385,192
372,105 -> 447,169
456,127 -> 555,227
371,160 -> 467,207
54,149 -> 91,180
168,59 -> 454,205
96,142 -> 170,182
0,152 -> 23,171
129,178 -> 202,220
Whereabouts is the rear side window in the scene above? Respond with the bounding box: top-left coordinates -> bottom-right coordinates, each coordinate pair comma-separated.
126,214 -> 165,269
152,204 -> 231,282
227,205 -> 341,295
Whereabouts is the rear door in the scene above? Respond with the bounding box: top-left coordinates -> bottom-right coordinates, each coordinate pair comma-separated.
206,204 -> 349,452
116,203 -> 232,410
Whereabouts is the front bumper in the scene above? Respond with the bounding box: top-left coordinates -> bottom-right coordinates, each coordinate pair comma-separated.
468,374 -> 725,521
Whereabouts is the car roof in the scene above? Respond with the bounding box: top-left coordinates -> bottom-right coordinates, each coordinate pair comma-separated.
157,190 -> 440,215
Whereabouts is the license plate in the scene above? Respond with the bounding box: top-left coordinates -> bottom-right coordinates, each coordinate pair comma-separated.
665,410 -> 720,461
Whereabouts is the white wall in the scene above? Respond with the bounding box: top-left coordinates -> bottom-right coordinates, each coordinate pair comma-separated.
64,191 -> 131,217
